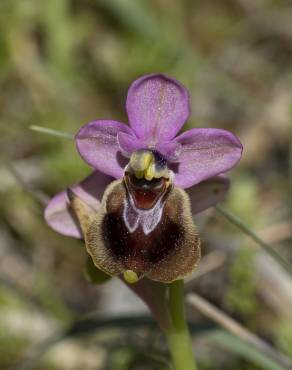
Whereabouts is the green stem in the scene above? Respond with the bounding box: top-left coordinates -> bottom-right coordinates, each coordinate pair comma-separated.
165,280 -> 198,370
29,125 -> 74,140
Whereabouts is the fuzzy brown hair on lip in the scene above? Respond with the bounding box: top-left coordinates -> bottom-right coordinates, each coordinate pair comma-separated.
68,179 -> 200,283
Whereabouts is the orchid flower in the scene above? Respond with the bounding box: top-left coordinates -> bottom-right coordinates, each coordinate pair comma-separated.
45,73 -> 242,284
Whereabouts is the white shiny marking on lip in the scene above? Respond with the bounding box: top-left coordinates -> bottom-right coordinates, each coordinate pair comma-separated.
123,194 -> 164,235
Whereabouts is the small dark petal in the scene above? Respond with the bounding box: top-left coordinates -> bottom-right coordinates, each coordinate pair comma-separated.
188,176 -> 230,214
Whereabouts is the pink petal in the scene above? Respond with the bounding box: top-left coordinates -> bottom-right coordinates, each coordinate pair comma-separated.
187,176 -> 230,215
117,132 -> 146,157
126,74 -> 190,144
44,171 -> 112,238
173,128 -> 243,188
76,120 -> 135,178
155,141 -> 182,162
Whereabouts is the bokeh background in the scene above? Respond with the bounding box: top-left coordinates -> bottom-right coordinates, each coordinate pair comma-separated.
1,0 -> 292,369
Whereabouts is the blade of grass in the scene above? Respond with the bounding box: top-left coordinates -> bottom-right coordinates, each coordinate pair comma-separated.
15,314 -> 215,370
96,0 -> 158,39
187,293 -> 292,369
216,205 -> 292,277
6,162 -> 49,206
208,330 -> 288,370
29,125 -> 74,140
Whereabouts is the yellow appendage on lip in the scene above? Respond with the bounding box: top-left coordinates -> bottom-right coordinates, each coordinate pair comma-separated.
130,150 -> 154,172
145,162 -> 155,181
129,150 -> 168,181
123,270 -> 139,284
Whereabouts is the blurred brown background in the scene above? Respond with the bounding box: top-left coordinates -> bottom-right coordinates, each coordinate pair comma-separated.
1,0 -> 292,369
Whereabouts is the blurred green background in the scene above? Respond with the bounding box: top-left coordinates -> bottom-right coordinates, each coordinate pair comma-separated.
1,0 -> 292,369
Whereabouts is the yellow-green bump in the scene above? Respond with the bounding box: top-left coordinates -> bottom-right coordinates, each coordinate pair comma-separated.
145,162 -> 155,181
135,170 -> 144,179
123,270 -> 139,284
130,150 -> 154,172
129,150 -> 169,181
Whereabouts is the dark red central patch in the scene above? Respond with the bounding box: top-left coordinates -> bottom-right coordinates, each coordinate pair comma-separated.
124,173 -> 168,210
101,210 -> 183,272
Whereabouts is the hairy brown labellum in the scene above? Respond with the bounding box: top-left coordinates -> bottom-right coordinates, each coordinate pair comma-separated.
68,177 -> 200,283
